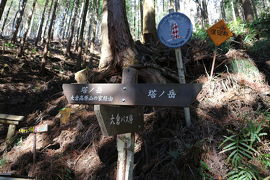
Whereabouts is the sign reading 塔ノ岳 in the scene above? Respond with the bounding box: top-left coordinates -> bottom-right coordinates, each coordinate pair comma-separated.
157,12 -> 193,48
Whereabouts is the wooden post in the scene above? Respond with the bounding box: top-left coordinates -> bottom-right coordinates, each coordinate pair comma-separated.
33,133 -> 36,165
169,8 -> 192,127
6,124 -> 16,140
116,67 -> 137,180
210,46 -> 217,79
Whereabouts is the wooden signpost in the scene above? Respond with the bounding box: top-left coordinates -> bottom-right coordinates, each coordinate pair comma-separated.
19,124 -> 49,166
63,67 -> 202,180
207,19 -> 233,78
157,10 -> 193,127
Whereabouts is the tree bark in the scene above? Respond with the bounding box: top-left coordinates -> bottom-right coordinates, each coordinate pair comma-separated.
1,0 -> 13,36
142,0 -> 157,44
63,0 -> 75,39
66,0 -> 80,56
75,1 -> 86,52
41,0 -> 59,73
241,0 -> 254,23
18,0 -> 37,56
77,0 -> 90,68
12,0 -> 28,42
251,0 -> 258,19
35,0 -> 49,46
174,0 -> 180,12
0,0 -> 7,22
99,0 -> 138,70
41,0 -> 54,45
59,0 -> 71,40
220,0 -> 226,20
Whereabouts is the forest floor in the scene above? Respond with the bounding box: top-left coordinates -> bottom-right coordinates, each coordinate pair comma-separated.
0,36 -> 270,180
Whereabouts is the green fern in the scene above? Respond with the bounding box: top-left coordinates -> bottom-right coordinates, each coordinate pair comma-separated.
227,166 -> 258,180
258,154 -> 270,169
243,121 -> 267,146
219,134 -> 257,167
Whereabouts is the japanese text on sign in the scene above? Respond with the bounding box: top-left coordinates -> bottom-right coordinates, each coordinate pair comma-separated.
207,19 -> 233,46
147,89 -> 177,99
110,114 -> 134,126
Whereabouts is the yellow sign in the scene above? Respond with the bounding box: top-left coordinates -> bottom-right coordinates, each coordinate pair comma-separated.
207,19 -> 233,46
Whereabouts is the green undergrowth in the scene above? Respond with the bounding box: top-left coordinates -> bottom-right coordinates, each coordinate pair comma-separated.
219,110 -> 270,180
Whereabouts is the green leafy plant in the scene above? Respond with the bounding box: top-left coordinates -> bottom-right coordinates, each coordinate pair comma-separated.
199,160 -> 214,180
0,158 -> 6,167
219,133 -> 258,167
4,42 -> 15,48
226,165 -> 259,180
258,154 -> 270,169
220,120 -> 268,179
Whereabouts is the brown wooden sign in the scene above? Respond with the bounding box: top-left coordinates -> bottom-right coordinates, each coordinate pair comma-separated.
94,105 -> 143,136
62,83 -> 202,107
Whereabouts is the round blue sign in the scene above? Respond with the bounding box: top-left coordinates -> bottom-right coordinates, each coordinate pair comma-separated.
157,12 -> 193,48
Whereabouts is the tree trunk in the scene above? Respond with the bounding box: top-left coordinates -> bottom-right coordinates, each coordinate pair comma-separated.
12,0 -> 28,43
251,0 -> 258,19
0,0 -> 7,21
41,0 -> 59,73
142,0 -> 157,44
201,0 -> 209,26
85,16 -> 93,55
41,0 -> 54,45
174,0 -> 180,12
241,0 -> 254,23
59,0 -> 71,40
63,0 -> 75,39
99,0 -> 138,70
231,0 -> 237,21
66,0 -> 80,56
27,12 -> 35,38
18,0 -> 37,56
220,0 -> 226,19
1,0 -> 13,36
75,1 -> 85,52
77,0 -> 90,68
35,0 -> 49,46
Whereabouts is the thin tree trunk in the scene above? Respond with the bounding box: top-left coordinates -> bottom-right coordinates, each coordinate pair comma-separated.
66,0 -> 80,56
59,0 -> 71,40
35,0 -> 49,46
85,16 -> 93,55
140,0 -> 143,36
220,0 -> 226,20
99,0 -> 138,70
12,0 -> 28,42
231,1 -> 237,21
251,0 -> 258,19
75,1 -> 85,52
1,0 -> 13,36
18,0 -> 37,56
41,0 -> 59,73
78,0 -> 90,68
174,0 -> 180,12
142,0 -> 157,44
241,0 -> 254,22
27,12 -> 35,38
41,0 -> 54,45
0,0 -> 7,21
63,0 -> 75,40
201,0 -> 209,25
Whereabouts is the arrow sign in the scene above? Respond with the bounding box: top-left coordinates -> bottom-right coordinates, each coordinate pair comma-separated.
62,83 -> 202,107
